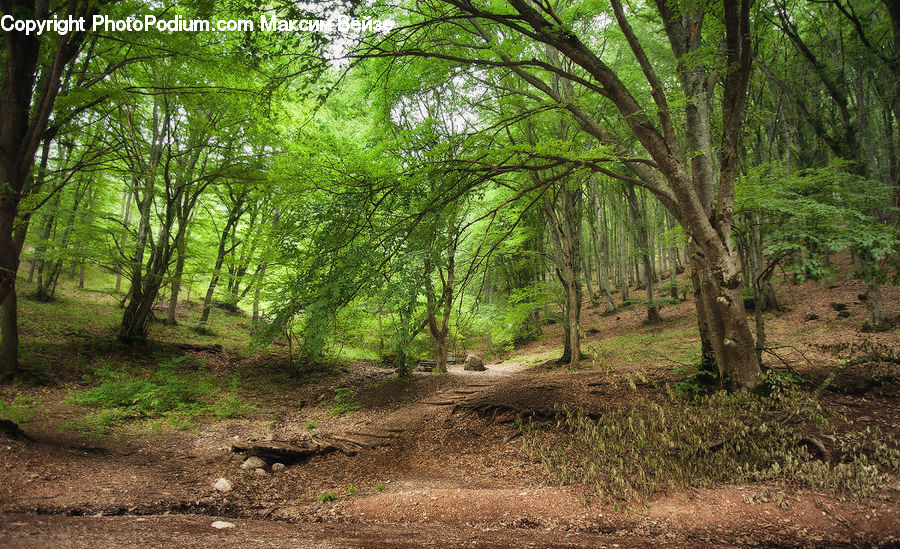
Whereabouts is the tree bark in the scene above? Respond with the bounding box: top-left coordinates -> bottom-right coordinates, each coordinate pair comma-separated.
0,286 -> 19,378
544,183 -> 583,367
166,229 -> 187,324
201,203 -> 244,324
626,185 -> 661,324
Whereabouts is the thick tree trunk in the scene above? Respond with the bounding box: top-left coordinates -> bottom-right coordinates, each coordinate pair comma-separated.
689,258 -> 718,382
689,243 -> 760,392
0,286 -> 18,378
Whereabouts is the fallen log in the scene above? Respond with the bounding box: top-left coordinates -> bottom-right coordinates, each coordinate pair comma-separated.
231,435 -> 370,463
231,439 -> 341,462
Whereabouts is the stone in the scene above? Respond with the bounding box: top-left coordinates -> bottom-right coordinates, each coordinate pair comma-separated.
464,354 -> 486,372
211,520 -> 235,529
240,456 -> 267,470
271,462 -> 286,472
254,467 -> 267,476
214,478 -> 232,493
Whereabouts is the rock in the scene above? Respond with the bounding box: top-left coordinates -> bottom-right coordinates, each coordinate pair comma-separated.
214,478 -> 232,493
271,462 -> 286,472
254,467 -> 267,476
464,354 -> 486,372
211,520 -> 235,529
240,456 -> 267,470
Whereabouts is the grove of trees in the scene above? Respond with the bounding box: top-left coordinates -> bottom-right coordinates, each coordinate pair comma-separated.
2,0 -> 897,394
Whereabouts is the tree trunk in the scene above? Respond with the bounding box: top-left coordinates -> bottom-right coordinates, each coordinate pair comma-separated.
689,243 -> 760,392
166,229 -> 187,324
544,184 -> 583,367
0,286 -> 18,378
201,210 -> 242,324
626,186 -> 661,323
588,177 -> 616,313
115,188 -> 133,292
866,281 -> 885,329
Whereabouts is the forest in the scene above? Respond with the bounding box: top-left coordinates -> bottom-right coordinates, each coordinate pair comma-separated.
0,0 -> 898,547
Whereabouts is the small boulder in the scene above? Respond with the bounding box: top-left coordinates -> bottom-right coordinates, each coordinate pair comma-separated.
214,478 -> 232,493
254,467 -> 267,476
464,354 -> 486,372
271,462 -> 286,472
211,520 -> 235,529
240,456 -> 267,470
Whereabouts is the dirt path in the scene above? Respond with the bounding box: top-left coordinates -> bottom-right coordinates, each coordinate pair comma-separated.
2,346 -> 899,547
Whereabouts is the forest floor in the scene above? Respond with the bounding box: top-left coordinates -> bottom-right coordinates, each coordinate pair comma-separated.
1,260 -> 899,547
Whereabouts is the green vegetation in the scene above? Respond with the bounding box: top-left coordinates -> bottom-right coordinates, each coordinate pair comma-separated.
0,395 -> 42,425
327,387 -> 359,416
317,492 -> 337,503
525,390 -> 900,504
66,356 -> 254,434
0,2 -> 897,537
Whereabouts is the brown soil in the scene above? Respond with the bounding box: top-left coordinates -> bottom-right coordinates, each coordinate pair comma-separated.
1,261 -> 899,548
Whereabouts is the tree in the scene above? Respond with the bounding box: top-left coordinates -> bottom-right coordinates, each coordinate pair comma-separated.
363,0 -> 762,390
0,0 -> 102,375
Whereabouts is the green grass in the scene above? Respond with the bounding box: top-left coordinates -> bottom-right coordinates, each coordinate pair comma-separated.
327,387 -> 359,416
374,482 -> 385,492
589,323 -> 699,368
66,356 -> 255,435
0,394 -> 42,424
333,346 -> 380,361
15,269 -> 258,370
317,492 -> 337,503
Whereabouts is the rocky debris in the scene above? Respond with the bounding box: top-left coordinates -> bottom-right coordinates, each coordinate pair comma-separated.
464,354 -> 486,372
214,478 -> 232,493
240,456 -> 267,470
211,520 -> 235,529
271,463 -> 286,472
254,468 -> 268,476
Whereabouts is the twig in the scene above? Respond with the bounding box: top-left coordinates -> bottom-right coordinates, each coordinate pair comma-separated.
762,348 -> 810,382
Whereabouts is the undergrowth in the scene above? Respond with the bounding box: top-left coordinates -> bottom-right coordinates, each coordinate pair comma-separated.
523,385 -> 900,504
327,387 -> 359,416
66,356 -> 255,434
0,394 -> 42,424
